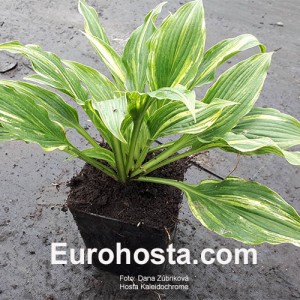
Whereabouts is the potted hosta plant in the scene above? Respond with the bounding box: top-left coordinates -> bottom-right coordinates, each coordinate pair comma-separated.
0,0 -> 300,275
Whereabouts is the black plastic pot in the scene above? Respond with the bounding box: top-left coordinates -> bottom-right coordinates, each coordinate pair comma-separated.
69,207 -> 176,276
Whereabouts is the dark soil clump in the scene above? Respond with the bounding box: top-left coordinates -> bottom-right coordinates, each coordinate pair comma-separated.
67,157 -> 190,230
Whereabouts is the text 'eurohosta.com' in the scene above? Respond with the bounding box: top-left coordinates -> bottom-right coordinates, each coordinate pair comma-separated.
51,243 -> 257,265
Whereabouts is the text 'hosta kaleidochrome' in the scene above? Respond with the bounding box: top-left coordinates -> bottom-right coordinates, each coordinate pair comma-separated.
1,0 -> 300,246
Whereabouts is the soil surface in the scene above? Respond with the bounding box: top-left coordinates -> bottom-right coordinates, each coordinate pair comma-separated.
0,0 -> 300,300
67,158 -> 189,229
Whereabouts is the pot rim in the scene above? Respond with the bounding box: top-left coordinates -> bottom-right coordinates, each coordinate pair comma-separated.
68,205 -> 177,233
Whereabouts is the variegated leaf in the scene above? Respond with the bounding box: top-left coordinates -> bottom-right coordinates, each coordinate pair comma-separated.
92,97 -> 127,143
0,80 -> 80,129
78,0 -> 110,44
147,0 -> 205,90
126,84 -> 197,118
64,60 -> 127,143
200,53 -> 272,139
196,132 -> 300,165
232,107 -> 300,149
181,177 -> 300,246
122,2 -> 165,91
83,100 -> 113,146
190,106 -> 300,164
64,60 -> 116,100
189,34 -> 266,88
147,99 -> 235,139
139,176 -> 300,246
0,123 -> 18,142
0,85 -> 69,151
148,84 -> 196,118
74,147 -> 116,168
126,92 -> 150,122
83,32 -> 127,89
0,41 -> 88,104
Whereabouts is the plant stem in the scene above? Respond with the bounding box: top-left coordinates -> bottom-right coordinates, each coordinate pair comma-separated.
69,146 -> 118,180
135,140 -> 218,177
125,116 -> 144,174
125,95 -> 151,174
131,135 -> 190,178
76,125 -> 102,149
111,138 -> 127,183
136,176 -> 184,191
135,140 -> 175,169
148,141 -> 174,153
144,149 -> 195,175
135,144 -> 151,168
